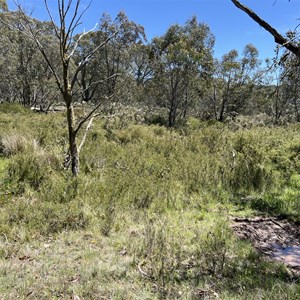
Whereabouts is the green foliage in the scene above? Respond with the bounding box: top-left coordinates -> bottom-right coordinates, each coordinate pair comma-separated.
1,0 -> 300,296
40,174 -> 79,203
151,16 -> 215,127
0,198 -> 89,239
128,212 -> 291,299
5,143 -> 61,193
7,151 -> 47,192
229,132 -> 271,193
0,102 -> 30,114
0,0 -> 8,12
1,110 -> 300,298
246,174 -> 300,219
145,114 -> 168,126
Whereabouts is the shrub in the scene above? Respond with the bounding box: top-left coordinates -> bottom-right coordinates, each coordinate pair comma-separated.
40,173 -> 78,203
145,114 -> 168,126
6,148 -> 55,192
0,103 -> 30,114
130,213 -> 242,297
0,199 -> 89,239
228,132 -> 272,193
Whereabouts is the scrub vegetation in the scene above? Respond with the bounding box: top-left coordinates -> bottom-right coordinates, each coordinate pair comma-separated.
1,106 -> 300,299
1,0 -> 300,298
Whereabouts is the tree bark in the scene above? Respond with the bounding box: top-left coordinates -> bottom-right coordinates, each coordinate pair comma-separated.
66,102 -> 79,176
168,102 -> 177,127
231,0 -> 300,57
218,97 -> 227,122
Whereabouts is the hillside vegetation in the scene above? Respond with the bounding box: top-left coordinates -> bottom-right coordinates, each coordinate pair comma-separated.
0,105 -> 300,299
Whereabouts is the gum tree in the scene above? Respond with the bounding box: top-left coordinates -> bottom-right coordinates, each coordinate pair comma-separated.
152,16 -> 215,127
0,4 -> 57,106
0,0 -> 7,12
211,44 -> 260,121
230,0 -> 300,123
75,12 -> 146,104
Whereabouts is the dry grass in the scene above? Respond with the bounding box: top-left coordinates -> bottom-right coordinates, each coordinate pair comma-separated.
0,132 -> 35,157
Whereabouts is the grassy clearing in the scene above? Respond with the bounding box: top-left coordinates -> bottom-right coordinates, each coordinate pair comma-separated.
0,105 -> 300,299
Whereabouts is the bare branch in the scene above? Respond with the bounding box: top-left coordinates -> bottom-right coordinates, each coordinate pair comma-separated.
75,93 -> 115,135
64,0 -> 74,18
65,0 -> 80,46
231,0 -> 300,57
58,0 -> 63,23
71,29 -> 119,89
68,22 -> 98,59
11,2 -> 64,93
34,39 -> 64,94
67,0 -> 91,48
80,73 -> 121,93
43,0 -> 60,39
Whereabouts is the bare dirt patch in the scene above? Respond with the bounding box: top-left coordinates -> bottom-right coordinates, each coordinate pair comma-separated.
231,217 -> 300,273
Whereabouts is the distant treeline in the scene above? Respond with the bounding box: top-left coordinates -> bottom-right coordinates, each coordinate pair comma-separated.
0,1 -> 299,126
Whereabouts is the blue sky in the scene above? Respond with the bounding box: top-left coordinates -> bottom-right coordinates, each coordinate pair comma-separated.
7,0 -> 300,61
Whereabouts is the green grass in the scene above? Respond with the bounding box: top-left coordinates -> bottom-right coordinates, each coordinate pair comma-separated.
0,108 -> 300,299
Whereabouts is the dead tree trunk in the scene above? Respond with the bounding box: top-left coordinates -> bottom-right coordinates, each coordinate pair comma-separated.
66,97 -> 79,176
14,0 -> 117,176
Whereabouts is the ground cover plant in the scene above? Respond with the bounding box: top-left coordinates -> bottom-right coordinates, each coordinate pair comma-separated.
0,105 -> 300,299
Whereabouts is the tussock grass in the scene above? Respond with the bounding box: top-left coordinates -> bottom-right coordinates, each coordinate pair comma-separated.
0,110 -> 300,298
0,132 -> 32,157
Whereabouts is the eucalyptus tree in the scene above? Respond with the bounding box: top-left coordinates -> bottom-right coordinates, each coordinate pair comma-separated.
0,0 -> 7,12
0,6 -> 59,108
278,52 -> 300,121
209,44 -> 260,121
73,30 -> 98,103
129,43 -> 153,87
74,11 -> 146,106
124,43 -> 154,105
0,11 -> 17,102
231,0 -> 300,122
151,16 -> 215,127
15,0 -> 117,176
15,25 -> 53,107
97,12 -> 146,101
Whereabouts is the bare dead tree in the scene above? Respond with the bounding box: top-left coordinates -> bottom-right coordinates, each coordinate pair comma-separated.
231,0 -> 300,58
14,0 -> 117,176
